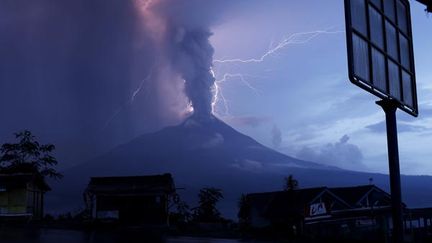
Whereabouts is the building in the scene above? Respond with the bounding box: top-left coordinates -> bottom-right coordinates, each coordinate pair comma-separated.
0,173 -> 51,220
240,185 -> 397,239
329,185 -> 392,209
242,187 -> 352,229
84,173 -> 175,225
241,184 -> 432,241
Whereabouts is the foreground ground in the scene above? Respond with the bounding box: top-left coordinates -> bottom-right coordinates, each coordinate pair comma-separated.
0,227 -> 271,243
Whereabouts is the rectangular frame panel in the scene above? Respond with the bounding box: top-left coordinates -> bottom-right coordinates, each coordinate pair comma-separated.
345,0 -> 418,116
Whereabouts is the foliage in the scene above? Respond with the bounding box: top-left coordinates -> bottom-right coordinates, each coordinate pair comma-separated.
0,130 -> 62,180
284,174 -> 298,191
169,193 -> 191,224
192,187 -> 224,222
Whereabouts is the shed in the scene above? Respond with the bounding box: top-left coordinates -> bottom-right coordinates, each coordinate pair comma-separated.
0,173 -> 50,220
84,173 -> 175,225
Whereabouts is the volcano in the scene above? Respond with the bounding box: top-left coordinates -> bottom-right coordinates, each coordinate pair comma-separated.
68,114 -> 338,175
50,115 -> 432,218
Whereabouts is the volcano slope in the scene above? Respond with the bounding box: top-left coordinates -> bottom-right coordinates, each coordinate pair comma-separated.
49,115 -> 432,218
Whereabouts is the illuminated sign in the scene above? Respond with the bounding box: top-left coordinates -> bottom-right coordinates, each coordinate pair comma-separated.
309,202 -> 327,216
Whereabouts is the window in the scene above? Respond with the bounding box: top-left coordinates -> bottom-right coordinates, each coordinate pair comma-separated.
369,6 -> 384,49
397,1 -> 408,34
399,34 -> 411,70
388,60 -> 401,99
385,21 -> 398,60
370,0 -> 382,10
402,71 -> 413,107
353,34 -> 370,82
384,0 -> 396,22
351,0 -> 368,36
372,48 -> 386,92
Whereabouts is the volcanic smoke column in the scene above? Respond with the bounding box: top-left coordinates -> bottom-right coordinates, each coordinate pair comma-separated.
134,0 -> 223,119
173,27 -> 216,118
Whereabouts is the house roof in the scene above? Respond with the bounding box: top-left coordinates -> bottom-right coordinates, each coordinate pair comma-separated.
329,185 -> 378,206
245,184 -> 395,220
0,173 -> 51,191
247,187 -> 329,218
86,173 -> 175,196
265,187 -> 329,218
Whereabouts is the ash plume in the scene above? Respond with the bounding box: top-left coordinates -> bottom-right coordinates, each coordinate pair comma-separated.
172,28 -> 215,118
142,0 -> 232,118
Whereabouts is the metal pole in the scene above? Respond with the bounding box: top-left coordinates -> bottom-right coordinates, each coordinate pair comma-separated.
376,100 -> 404,243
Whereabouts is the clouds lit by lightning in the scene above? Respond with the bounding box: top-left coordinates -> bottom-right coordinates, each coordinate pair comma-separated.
213,30 -> 343,64
211,29 -> 343,116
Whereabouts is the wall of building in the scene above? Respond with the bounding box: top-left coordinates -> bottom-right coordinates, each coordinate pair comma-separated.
27,183 -> 44,219
0,188 -> 27,214
94,194 -> 169,225
250,207 -> 271,228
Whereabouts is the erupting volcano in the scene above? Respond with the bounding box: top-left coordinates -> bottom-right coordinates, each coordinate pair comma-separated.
54,113 -> 432,218
34,0 -> 432,219
56,113 -> 342,217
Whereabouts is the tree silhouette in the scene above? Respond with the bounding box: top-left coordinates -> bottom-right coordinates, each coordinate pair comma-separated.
169,192 -> 191,224
0,130 -> 62,180
284,174 -> 298,191
193,187 -> 223,222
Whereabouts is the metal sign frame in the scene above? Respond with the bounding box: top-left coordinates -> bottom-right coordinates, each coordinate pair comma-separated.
345,0 -> 418,116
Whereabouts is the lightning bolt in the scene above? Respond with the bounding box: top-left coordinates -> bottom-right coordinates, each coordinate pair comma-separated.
214,30 -> 343,64
102,68 -> 155,130
131,68 -> 154,103
211,29 -> 343,117
212,73 -> 263,116
221,73 -> 261,95
212,77 -> 229,116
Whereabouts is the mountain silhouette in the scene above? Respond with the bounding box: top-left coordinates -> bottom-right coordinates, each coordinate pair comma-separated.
76,114 -> 337,174
48,115 -> 432,218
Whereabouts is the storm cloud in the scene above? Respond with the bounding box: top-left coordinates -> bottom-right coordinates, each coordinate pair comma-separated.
296,135 -> 366,171
0,0 -> 235,165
